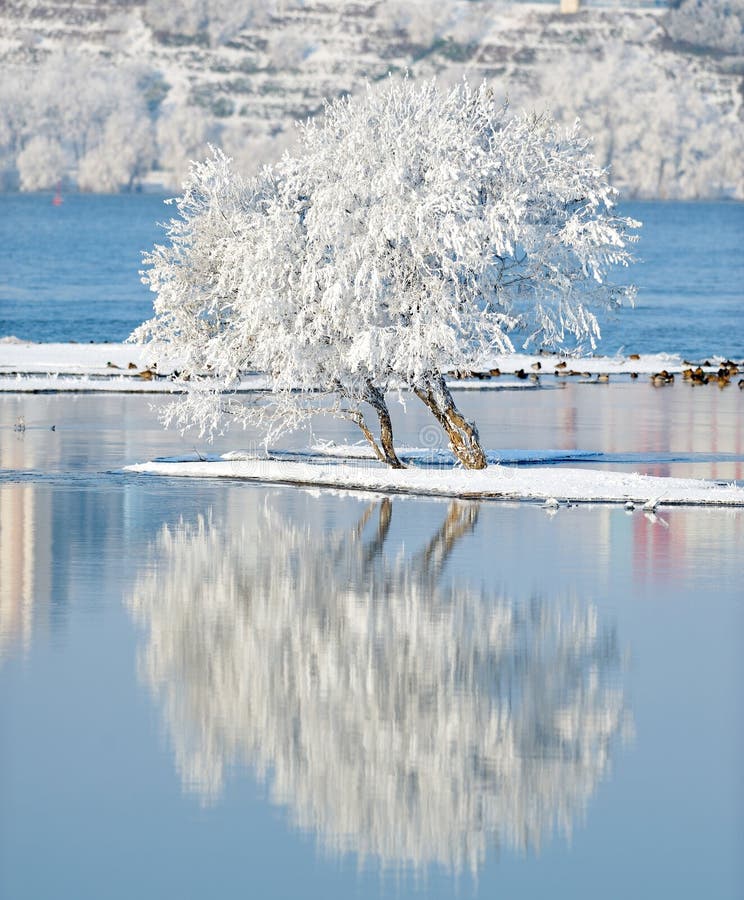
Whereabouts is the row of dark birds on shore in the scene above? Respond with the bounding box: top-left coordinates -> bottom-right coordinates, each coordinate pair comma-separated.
447,358 -> 744,388
649,361 -> 743,388
107,360 -> 157,379
106,357 -> 744,389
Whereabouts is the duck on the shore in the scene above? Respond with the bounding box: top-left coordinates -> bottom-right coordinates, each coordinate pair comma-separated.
651,370 -> 674,386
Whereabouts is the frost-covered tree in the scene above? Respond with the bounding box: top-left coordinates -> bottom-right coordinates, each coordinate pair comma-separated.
128,499 -> 628,873
385,0 -> 454,47
29,52 -> 146,167
0,68 -> 31,159
0,51 -> 156,191
78,110 -> 156,193
144,0 -> 303,46
16,136 -> 68,191
134,79 -> 637,468
507,42 -> 744,200
156,104 -> 216,189
665,0 -> 744,55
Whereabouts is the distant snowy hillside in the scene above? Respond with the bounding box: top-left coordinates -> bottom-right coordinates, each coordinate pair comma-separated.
0,0 -> 742,198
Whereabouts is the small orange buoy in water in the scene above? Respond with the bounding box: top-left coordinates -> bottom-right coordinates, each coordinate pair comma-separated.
52,181 -> 63,206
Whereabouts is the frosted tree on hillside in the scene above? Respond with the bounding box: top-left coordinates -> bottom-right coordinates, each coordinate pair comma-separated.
156,104 -> 216,188
16,136 -> 68,191
1,52 -> 156,191
144,0 -> 303,45
78,110 -> 155,193
385,0 -> 454,47
665,0 -> 744,55
507,42 -> 743,200
133,79 -> 637,469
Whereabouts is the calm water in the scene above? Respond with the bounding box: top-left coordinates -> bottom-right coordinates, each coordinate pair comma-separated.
0,194 -> 742,357
1,195 -> 743,897
1,391 -> 743,899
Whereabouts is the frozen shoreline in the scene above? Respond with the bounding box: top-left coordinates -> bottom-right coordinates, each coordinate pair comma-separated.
125,455 -> 744,507
2,340 -> 740,394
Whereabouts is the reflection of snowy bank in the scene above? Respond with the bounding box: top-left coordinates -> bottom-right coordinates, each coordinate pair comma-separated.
128,501 -> 629,874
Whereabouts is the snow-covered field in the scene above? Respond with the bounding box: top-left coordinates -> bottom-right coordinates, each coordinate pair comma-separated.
125,453 -> 744,507
1,340 -> 737,393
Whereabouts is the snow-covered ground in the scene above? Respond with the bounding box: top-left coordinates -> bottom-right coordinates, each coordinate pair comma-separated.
125,453 -> 744,507
2,340 -> 738,393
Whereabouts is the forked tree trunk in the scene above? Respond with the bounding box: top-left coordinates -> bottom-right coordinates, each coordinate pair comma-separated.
414,373 -> 487,470
365,382 -> 405,469
347,383 -> 405,469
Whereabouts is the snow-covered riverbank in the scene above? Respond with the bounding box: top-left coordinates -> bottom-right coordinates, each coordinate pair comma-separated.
125,454 -> 744,507
2,340 -> 739,393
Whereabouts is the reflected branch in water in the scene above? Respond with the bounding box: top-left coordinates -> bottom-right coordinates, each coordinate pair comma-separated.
128,498 -> 629,876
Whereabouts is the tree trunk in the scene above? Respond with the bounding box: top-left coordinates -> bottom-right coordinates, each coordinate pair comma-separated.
364,382 -> 405,469
347,384 -> 405,468
348,410 -> 388,466
414,373 -> 487,470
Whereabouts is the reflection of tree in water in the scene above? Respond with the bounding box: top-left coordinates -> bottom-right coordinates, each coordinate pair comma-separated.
128,499 -> 629,875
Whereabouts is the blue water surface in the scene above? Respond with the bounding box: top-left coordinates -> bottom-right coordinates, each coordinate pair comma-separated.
0,194 -> 742,357
0,193 -> 167,344
1,326 -> 742,898
1,456 -> 742,900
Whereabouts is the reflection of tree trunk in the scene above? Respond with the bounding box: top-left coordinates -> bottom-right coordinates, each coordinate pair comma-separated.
356,499 -> 476,585
414,373 -> 487,470
418,502 -> 479,583
363,498 -> 393,566
352,503 -> 376,541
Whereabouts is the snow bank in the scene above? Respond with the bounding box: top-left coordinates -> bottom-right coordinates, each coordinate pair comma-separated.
2,341 -> 739,394
0,374 -> 274,394
125,457 -> 744,507
0,375 -> 183,394
0,341 -> 167,375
